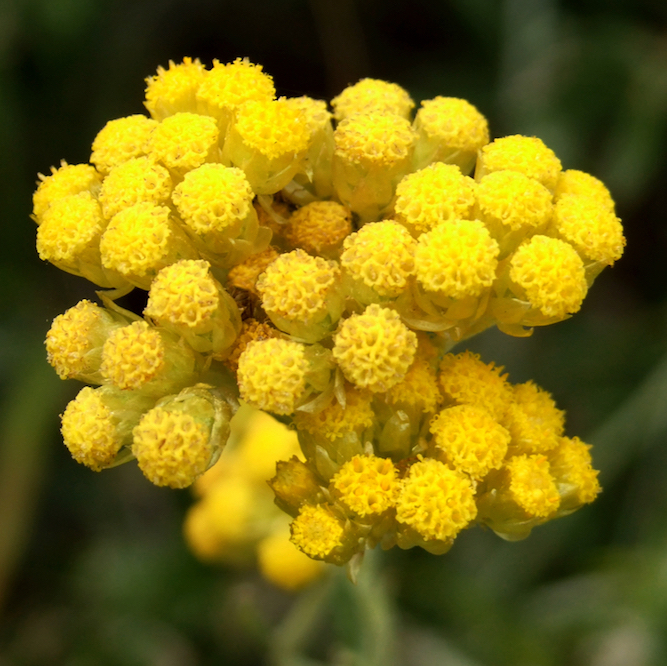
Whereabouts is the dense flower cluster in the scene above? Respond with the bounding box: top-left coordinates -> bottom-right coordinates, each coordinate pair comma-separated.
36,58 -> 619,570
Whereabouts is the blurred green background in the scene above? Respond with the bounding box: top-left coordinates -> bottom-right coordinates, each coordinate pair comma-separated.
1,0 -> 667,663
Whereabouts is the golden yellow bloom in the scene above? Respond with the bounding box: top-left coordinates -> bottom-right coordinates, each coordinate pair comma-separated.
554,169 -> 616,212
331,78 -> 414,121
505,454 -> 560,518
98,156 -> 172,219
393,162 -> 476,235
222,99 -> 311,194
504,381 -> 565,454
430,404 -> 510,478
475,170 -> 553,240
100,320 -> 197,395
61,385 -> 151,471
552,195 -> 625,265
196,57 -> 275,131
341,220 -> 416,299
396,458 -> 477,541
412,96 -> 489,173
333,304 -> 418,393
333,113 -> 416,222
415,219 -> 499,298
290,503 -> 345,559
285,201 -> 352,258
132,386 -> 233,488
330,454 -> 400,517
99,202 -> 197,290
32,162 -> 102,224
148,112 -> 220,174
383,356 -> 442,415
509,235 -> 588,319
144,259 -> 241,355
90,115 -> 158,174
256,249 -> 343,341
144,57 -> 207,120
36,192 -> 122,288
548,436 -> 601,509
223,319 -> 283,373
477,135 -> 562,192
46,299 -> 125,383
439,351 -> 513,421
237,338 -> 309,415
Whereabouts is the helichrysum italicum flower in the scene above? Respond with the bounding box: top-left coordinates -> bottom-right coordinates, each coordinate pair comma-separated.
332,112 -> 416,223
256,249 -> 343,342
412,96 -> 490,174
99,201 -> 198,290
132,384 -> 233,488
36,58 -> 614,573
340,220 -> 416,303
331,78 -> 415,121
90,115 -> 158,174
32,162 -> 102,224
144,57 -> 207,120
46,299 -> 128,383
144,259 -> 241,356
393,162 -> 477,235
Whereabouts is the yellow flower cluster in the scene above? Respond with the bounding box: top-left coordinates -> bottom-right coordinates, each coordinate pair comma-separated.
35,58 -> 615,569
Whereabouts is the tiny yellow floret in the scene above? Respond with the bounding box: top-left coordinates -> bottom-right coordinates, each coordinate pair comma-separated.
333,304 -> 418,393
33,163 -> 102,224
506,454 -> 560,518
36,192 -> 105,264
100,321 -> 164,390
384,357 -> 442,414
231,99 -> 311,160
548,436 -> 601,506
331,78 -> 415,121
90,115 -> 158,174
394,163 -> 477,234
144,57 -> 207,120
60,387 -> 124,471
334,113 -> 416,166
509,235 -> 588,318
331,454 -> 400,517
341,220 -> 416,297
414,96 -> 490,153
286,201 -> 352,257
144,259 -> 219,329
475,170 -> 553,232
396,458 -> 477,541
290,503 -> 345,559
415,219 -> 499,298
555,169 -> 616,212
99,156 -> 172,219
237,339 -> 309,415
46,299 -> 117,381
196,58 -> 275,121
132,406 -> 212,488
478,135 -> 562,192
431,405 -> 510,478
552,195 -> 625,265
439,351 -> 512,421
504,381 -> 565,454
256,249 -> 340,322
172,164 -> 254,236
227,247 -> 280,295
148,112 -> 219,173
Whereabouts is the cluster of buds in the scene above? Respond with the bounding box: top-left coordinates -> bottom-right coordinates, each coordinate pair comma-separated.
35,57 -> 621,569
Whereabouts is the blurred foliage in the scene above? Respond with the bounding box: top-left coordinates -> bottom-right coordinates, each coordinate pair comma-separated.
1,0 -> 667,664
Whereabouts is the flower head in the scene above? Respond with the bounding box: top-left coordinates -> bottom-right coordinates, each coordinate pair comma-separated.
285,201 -> 352,257
331,78 -> 414,121
144,57 -> 207,120
333,305 -> 417,393
290,503 -> 345,560
90,115 -> 157,174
